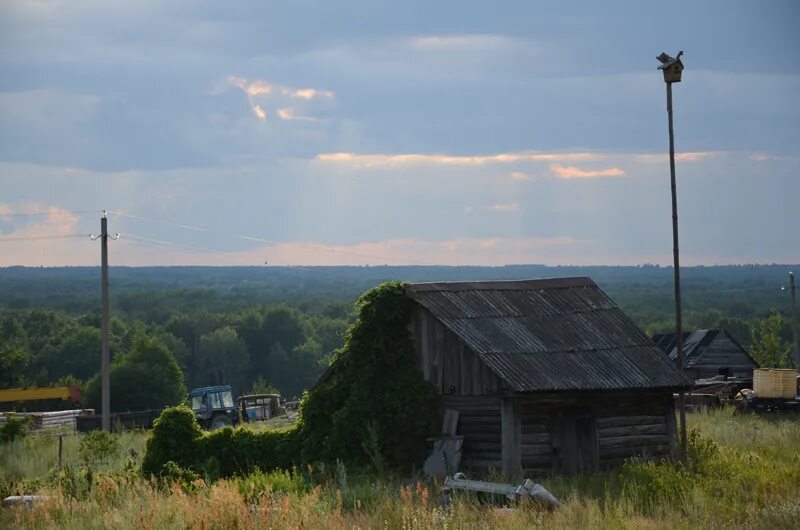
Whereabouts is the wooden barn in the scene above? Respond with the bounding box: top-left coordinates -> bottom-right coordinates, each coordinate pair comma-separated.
651,329 -> 758,380
406,277 -> 690,476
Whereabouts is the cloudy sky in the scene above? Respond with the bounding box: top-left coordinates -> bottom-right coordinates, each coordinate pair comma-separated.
1,0 -> 798,266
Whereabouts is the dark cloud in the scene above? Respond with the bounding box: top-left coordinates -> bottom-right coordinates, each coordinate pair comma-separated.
0,0 -> 798,264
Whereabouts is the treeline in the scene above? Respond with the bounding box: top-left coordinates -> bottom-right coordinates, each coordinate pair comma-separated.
0,264 -> 795,314
0,300 -> 351,412
1,267 -> 798,414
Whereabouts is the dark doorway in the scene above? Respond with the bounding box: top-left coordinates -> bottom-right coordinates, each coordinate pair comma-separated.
553,411 -> 598,474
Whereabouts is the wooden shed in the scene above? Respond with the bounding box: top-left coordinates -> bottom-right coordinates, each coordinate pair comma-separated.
651,329 -> 758,380
406,277 -> 690,476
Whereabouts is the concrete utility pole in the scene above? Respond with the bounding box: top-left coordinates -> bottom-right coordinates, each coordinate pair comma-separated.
789,272 -> 799,368
91,212 -> 118,432
657,51 -> 687,461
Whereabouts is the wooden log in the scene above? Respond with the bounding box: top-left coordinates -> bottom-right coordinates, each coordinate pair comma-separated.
522,458 -> 553,469
596,415 -> 665,428
599,434 -> 669,449
599,424 -> 667,437
521,448 -> 552,460
521,433 -> 551,445
464,443 -> 503,453
461,433 -> 503,442
459,416 -> 501,425
459,425 -> 501,435
521,423 -> 549,434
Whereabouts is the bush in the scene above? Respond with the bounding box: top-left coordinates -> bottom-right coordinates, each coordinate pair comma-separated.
160,461 -> 203,493
0,415 -> 32,444
78,431 -> 121,467
141,282 -> 438,478
196,425 -> 300,479
141,405 -> 202,477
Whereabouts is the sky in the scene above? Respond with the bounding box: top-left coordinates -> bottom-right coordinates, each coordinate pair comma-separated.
1,0 -> 798,266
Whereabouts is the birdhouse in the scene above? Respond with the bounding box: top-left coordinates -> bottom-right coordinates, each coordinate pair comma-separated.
657,51 -> 684,83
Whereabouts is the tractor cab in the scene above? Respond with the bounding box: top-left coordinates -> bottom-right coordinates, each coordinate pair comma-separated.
188,385 -> 238,429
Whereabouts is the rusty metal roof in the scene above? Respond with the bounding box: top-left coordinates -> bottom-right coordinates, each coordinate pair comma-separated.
407,277 -> 690,392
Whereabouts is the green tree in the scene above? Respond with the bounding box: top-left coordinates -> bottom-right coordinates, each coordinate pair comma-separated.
40,326 -> 101,381
249,376 -> 280,395
196,326 -> 249,389
0,346 -> 29,387
85,336 -> 186,413
0,313 -> 30,386
238,307 -> 305,376
750,314 -> 792,368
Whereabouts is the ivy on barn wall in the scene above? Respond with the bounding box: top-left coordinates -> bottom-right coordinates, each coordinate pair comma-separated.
143,282 -> 439,477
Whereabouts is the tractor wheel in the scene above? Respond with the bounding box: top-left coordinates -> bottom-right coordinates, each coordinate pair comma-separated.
210,414 -> 232,430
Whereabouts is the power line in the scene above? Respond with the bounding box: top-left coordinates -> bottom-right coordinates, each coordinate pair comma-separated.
123,233 -> 323,271
108,210 -> 437,266
124,233 -> 242,259
112,211 -> 207,232
0,210 -> 99,218
0,234 -> 87,243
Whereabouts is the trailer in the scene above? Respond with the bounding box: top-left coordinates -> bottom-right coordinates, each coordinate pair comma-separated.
238,393 -> 285,422
735,369 -> 799,413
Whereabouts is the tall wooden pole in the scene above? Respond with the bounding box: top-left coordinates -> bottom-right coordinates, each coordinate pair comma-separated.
666,82 -> 687,460
790,272 -> 799,368
101,213 -> 111,432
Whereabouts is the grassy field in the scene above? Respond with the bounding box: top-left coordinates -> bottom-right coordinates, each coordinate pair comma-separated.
1,408 -> 799,529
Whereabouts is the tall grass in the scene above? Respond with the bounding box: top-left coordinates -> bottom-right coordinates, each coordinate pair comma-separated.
1,409 -> 798,529
0,429 -> 146,498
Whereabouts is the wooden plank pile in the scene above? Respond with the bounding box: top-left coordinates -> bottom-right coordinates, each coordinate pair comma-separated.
0,409 -> 93,431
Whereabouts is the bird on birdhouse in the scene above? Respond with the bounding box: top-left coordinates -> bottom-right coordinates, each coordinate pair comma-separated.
657,51 -> 684,83
657,51 -> 683,65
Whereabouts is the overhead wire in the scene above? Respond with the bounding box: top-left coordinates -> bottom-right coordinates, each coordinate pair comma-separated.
122,233 -> 323,271
0,234 -> 88,243
0,210 -> 99,218
107,210 -> 438,266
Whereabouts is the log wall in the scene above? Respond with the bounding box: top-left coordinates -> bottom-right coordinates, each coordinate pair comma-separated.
692,331 -> 758,379
440,391 -> 677,477
440,395 -> 502,472
517,391 -> 676,474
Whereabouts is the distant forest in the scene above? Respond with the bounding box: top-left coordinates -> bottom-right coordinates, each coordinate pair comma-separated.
1,265 -> 797,412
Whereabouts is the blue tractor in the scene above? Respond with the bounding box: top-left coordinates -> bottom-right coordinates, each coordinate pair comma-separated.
188,385 -> 239,429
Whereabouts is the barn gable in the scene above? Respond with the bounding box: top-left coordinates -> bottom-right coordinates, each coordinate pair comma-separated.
407,277 -> 689,393
651,329 -> 758,379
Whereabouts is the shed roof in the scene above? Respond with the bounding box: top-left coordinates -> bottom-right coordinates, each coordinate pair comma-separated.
407,277 -> 690,392
651,329 -> 757,369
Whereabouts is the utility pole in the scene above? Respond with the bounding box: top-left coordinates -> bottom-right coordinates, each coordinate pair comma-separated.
657,51 -> 687,461
789,272 -> 799,368
91,212 -> 118,432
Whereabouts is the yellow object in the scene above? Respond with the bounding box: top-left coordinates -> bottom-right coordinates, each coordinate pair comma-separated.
753,369 -> 798,399
0,387 -> 72,403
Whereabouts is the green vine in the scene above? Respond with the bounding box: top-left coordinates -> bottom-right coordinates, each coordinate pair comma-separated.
143,282 -> 438,477
298,281 -> 438,471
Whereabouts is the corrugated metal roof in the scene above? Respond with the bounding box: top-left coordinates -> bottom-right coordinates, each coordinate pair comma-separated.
651,330 -> 717,368
651,329 -> 757,369
407,277 -> 690,392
